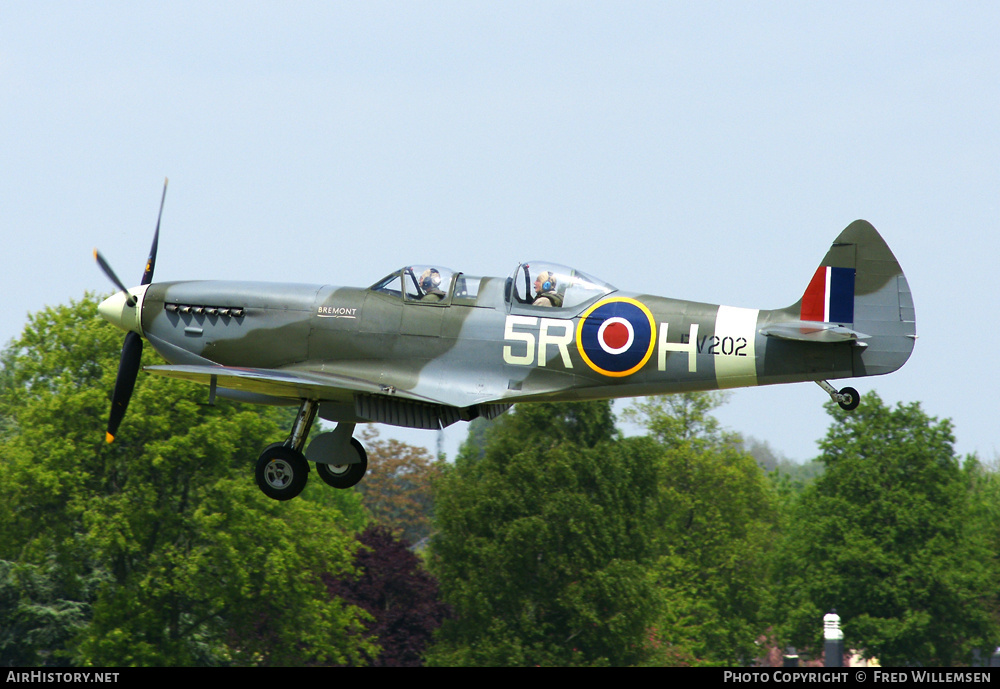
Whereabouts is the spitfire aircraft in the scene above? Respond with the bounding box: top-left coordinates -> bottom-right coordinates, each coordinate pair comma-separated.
96,181 -> 916,501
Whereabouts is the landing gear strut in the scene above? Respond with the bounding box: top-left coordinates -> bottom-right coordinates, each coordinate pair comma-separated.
816,381 -> 860,411
254,400 -> 369,501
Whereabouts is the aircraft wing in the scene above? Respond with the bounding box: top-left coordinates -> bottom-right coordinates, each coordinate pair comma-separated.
145,363 -> 518,430
144,364 -> 449,406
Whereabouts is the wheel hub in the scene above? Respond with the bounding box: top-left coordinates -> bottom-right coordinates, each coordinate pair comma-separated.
264,459 -> 294,488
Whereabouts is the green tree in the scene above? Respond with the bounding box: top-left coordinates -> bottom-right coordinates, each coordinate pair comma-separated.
0,295 -> 373,666
427,401 -> 660,666
776,393 -> 1000,666
626,392 -> 781,665
0,558 -> 99,666
453,415 -> 493,466
354,426 -> 443,544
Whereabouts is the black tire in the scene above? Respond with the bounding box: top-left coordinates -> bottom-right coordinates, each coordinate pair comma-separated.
837,386 -> 860,411
255,445 -> 309,500
315,438 -> 368,489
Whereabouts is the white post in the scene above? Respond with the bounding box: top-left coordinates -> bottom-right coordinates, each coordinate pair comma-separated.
823,610 -> 843,667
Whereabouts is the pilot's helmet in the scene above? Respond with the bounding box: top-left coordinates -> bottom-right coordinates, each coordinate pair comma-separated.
421,268 -> 442,291
536,270 -> 556,292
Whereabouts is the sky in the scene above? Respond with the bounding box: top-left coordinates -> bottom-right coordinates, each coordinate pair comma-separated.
2,2 -> 997,463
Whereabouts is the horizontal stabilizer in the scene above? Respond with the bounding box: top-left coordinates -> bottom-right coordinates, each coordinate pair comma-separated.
759,320 -> 870,344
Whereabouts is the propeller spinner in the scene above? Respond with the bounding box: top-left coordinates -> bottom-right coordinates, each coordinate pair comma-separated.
94,178 -> 168,442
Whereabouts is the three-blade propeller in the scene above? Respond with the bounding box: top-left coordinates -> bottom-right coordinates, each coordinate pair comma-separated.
95,178 -> 168,443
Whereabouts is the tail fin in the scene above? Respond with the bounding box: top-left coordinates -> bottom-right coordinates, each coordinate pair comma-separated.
787,220 -> 916,376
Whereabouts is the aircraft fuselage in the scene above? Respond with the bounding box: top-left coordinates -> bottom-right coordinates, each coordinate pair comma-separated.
125,273 -> 897,420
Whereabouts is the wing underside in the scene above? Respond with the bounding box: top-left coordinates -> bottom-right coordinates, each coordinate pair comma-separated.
145,363 -> 413,403
144,364 -> 512,429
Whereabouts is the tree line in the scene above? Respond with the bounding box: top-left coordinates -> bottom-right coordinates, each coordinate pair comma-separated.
1,296 -> 998,666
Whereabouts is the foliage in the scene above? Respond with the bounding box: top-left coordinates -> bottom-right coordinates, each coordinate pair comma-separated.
965,455 -> 1000,582
354,427 -> 443,544
741,436 -> 824,488
741,436 -> 790,473
775,393 -> 1000,666
626,392 -> 781,665
324,525 -> 451,666
0,558 -> 99,666
428,401 -> 659,666
454,415 -> 492,466
0,295 -> 373,666
623,391 -> 733,451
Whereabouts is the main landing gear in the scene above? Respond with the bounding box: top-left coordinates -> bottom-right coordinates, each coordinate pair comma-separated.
254,400 -> 368,501
816,381 -> 860,411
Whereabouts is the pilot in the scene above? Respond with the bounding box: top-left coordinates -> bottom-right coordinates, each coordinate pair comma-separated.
420,268 -> 446,302
532,270 -> 562,307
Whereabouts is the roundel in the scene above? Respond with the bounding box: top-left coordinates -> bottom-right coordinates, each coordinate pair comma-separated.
576,297 -> 656,377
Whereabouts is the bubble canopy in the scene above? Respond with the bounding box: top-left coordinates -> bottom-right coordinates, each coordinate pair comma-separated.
368,262 -> 616,309
509,262 -> 616,309
370,265 -> 456,301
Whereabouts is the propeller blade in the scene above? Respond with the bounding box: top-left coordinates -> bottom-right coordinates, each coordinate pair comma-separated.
142,177 -> 168,286
93,249 -> 137,307
106,330 -> 143,443
99,178 -> 168,442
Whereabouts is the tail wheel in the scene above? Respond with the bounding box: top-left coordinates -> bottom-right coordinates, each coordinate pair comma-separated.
837,386 -> 860,411
256,445 -> 310,500
316,438 -> 368,489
